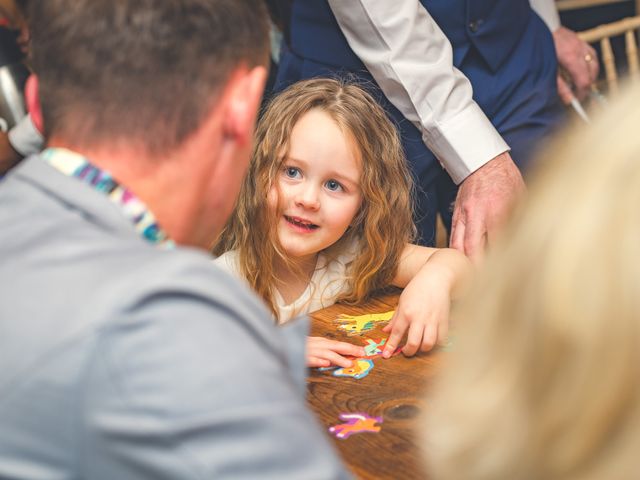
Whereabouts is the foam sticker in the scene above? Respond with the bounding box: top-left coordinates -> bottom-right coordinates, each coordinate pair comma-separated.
363,338 -> 386,357
329,412 -> 383,439
334,311 -> 395,336
332,358 -> 374,379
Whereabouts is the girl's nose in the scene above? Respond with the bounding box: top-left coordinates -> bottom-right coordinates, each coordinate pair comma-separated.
294,183 -> 320,210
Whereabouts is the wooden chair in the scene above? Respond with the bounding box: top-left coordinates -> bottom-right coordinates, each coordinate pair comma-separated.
435,214 -> 448,248
556,0 -> 639,13
577,15 -> 640,94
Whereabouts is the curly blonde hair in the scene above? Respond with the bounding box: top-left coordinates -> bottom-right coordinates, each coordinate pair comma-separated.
213,78 -> 415,319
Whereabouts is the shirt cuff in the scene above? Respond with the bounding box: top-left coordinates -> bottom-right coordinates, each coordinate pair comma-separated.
423,102 -> 510,185
8,114 -> 44,157
530,0 -> 561,32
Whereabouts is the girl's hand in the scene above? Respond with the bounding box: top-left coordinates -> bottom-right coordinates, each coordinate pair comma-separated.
382,273 -> 451,357
306,336 -> 366,368
382,247 -> 471,358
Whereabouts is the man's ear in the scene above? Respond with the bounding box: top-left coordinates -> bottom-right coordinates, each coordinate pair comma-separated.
25,74 -> 44,134
222,65 -> 267,146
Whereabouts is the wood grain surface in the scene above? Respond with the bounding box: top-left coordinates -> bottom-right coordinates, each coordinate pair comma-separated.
307,291 -> 446,480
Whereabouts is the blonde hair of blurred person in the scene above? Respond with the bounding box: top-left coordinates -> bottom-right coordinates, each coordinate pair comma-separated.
423,84 -> 640,480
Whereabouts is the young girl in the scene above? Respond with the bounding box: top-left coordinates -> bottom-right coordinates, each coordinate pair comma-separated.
214,78 -> 470,368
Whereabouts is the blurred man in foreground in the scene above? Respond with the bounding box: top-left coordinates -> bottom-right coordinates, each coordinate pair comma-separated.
0,1 -> 350,478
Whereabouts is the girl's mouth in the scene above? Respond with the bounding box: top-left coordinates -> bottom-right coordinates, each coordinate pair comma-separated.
284,215 -> 319,231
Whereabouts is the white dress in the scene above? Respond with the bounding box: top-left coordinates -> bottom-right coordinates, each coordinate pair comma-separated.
214,245 -> 357,325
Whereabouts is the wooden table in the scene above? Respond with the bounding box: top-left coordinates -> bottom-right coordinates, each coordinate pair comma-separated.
307,291 -> 446,480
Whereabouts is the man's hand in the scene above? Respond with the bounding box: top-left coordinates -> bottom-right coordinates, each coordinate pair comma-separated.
450,152 -> 524,262
553,26 -> 599,104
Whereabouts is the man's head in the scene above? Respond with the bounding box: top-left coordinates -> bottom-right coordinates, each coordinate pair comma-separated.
28,0 -> 269,155
27,0 -> 269,248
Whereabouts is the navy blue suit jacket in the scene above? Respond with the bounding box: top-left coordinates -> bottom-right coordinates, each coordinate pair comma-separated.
275,0 -> 564,242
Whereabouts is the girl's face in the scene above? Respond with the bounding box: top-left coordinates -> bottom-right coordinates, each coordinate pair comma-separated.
268,109 -> 363,263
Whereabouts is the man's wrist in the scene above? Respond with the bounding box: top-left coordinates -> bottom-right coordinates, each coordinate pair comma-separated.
460,151 -> 512,184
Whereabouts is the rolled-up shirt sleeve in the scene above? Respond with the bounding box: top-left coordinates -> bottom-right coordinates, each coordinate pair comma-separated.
327,0 -> 509,184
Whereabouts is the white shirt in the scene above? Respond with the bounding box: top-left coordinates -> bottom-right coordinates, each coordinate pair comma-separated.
8,114 -> 44,157
214,246 -> 358,325
327,0 -> 560,184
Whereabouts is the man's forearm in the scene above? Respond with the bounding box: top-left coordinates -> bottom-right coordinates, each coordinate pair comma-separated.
327,0 -> 509,184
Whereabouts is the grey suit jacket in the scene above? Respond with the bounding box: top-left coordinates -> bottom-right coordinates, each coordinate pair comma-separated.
0,155 -> 350,479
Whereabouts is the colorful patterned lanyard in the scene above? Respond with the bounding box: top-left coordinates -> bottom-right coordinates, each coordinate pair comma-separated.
42,147 -> 175,249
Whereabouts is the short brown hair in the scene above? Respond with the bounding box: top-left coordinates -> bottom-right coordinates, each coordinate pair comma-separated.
28,0 -> 269,153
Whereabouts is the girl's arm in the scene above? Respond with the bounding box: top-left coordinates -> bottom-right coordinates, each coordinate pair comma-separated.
382,244 -> 471,358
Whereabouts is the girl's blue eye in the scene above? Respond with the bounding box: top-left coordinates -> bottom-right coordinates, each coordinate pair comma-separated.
325,179 -> 343,192
284,166 -> 301,179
